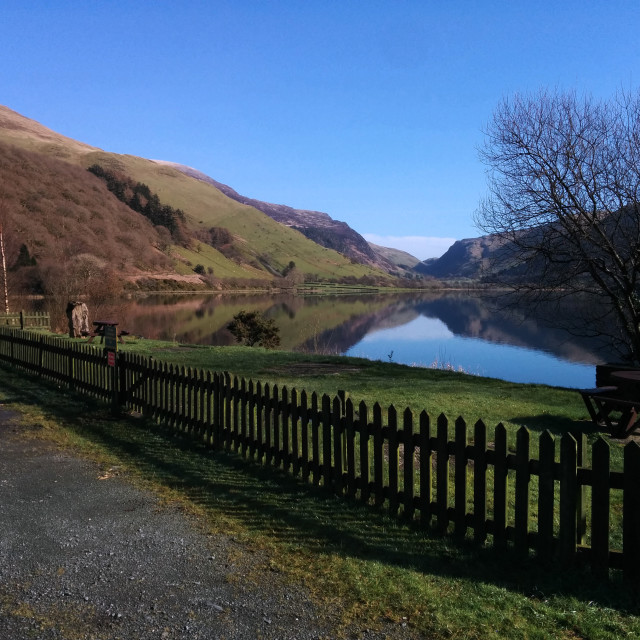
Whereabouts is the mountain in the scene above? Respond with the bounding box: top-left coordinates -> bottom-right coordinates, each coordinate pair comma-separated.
0,104 -> 98,156
367,243 -> 421,271
415,234 -> 509,280
0,105 -> 396,297
152,161 -> 399,271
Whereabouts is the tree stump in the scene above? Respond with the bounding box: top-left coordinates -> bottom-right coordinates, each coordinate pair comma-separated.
66,302 -> 90,338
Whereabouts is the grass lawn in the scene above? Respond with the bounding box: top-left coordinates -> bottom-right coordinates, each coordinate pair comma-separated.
118,338 -> 591,436
1,338 -> 638,638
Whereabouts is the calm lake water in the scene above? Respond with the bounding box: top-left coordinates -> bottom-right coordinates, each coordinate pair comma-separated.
80,291 -> 613,388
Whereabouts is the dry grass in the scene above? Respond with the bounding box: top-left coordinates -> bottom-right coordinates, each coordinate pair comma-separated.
0,140 -> 172,287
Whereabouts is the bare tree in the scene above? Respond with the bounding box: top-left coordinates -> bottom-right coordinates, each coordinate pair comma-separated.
0,220 -> 8,313
0,193 -> 16,314
475,89 -> 640,363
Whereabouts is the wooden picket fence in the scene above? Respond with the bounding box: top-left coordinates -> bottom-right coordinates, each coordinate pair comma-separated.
0,310 -> 50,330
0,327 -> 638,583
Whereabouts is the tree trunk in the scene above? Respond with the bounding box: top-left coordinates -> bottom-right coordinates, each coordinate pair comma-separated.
0,226 -> 9,314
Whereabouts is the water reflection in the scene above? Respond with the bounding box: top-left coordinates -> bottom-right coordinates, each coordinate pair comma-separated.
51,291 -> 614,387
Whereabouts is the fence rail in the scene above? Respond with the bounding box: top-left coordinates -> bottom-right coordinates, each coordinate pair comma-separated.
0,327 -> 638,583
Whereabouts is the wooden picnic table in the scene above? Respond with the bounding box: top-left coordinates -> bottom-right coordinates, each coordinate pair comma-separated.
579,369 -> 640,437
611,369 -> 640,384
87,321 -> 129,345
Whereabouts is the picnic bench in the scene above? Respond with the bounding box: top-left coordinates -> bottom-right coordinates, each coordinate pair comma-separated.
86,320 -> 129,345
579,366 -> 640,437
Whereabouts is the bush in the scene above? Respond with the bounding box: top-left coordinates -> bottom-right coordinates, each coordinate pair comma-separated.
227,310 -> 280,348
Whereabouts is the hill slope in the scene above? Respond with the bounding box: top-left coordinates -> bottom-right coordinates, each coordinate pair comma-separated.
153,161 -> 396,271
367,243 -> 421,271
415,235 -> 506,279
0,105 -> 390,292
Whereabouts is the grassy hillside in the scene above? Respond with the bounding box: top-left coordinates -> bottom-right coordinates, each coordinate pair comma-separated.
82,151 -> 383,280
0,141 -> 175,295
0,105 -> 390,287
369,242 -> 421,269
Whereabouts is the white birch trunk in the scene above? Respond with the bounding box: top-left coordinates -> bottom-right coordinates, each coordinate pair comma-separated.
0,226 -> 9,313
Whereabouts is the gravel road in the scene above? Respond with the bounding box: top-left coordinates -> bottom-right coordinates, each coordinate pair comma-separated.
0,410 -> 342,640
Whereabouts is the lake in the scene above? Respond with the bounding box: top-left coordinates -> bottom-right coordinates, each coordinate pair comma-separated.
75,290 -> 616,388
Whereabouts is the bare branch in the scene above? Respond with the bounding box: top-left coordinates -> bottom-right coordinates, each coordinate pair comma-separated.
476,89 -> 640,363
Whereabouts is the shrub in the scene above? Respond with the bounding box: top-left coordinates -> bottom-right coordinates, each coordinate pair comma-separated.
227,310 -> 280,348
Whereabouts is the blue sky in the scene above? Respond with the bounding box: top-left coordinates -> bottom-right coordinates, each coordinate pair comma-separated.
1,1 -> 639,259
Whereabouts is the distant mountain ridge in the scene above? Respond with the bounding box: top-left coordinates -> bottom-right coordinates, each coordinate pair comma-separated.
415,235 -> 507,279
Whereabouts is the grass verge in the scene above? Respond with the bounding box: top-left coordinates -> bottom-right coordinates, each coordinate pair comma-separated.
118,339 -> 591,434
0,361 -> 638,639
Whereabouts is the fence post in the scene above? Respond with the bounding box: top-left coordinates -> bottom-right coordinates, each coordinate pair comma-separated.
311,392 -> 320,485
623,442 -> 640,586
559,433 -> 578,565
454,417 -> 467,538
591,437 -> 610,579
322,394 -> 332,490
388,405 -> 399,516
419,411 -> 431,528
38,334 -> 44,377
493,423 -> 508,550
537,430 -> 556,559
403,408 -> 415,522
436,413 -> 449,534
121,352 -> 128,412
256,380 -> 264,462
264,383 -> 273,464
300,390 -> 309,481
338,389 -> 347,416
225,372 -> 232,450
338,389 -> 348,463
234,376 -> 241,452
346,399 -> 356,499
67,344 -> 74,391
240,377 -> 248,457
373,403 -> 384,507
111,351 -> 120,416
275,385 -> 284,466
359,401 -> 370,503
515,427 -> 531,557
248,379 -> 256,459
575,430 -> 588,545
333,396 -> 344,495
473,420 -> 487,544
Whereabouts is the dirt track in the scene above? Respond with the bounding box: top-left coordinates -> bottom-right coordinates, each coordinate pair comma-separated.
0,410 -> 336,640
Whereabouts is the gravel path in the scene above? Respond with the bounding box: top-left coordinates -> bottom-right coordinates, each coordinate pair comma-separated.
0,411 -> 336,639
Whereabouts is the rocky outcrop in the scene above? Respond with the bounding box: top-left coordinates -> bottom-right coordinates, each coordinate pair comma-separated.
415,235 -> 507,279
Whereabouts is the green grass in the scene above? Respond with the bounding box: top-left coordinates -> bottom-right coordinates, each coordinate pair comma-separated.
78,151 -> 389,282
0,362 -> 637,639
171,242 -> 268,279
116,339 -> 628,554
118,338 -> 590,436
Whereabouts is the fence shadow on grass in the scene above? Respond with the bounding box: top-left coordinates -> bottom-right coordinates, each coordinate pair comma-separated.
0,370 -> 636,616
508,414 -> 599,436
